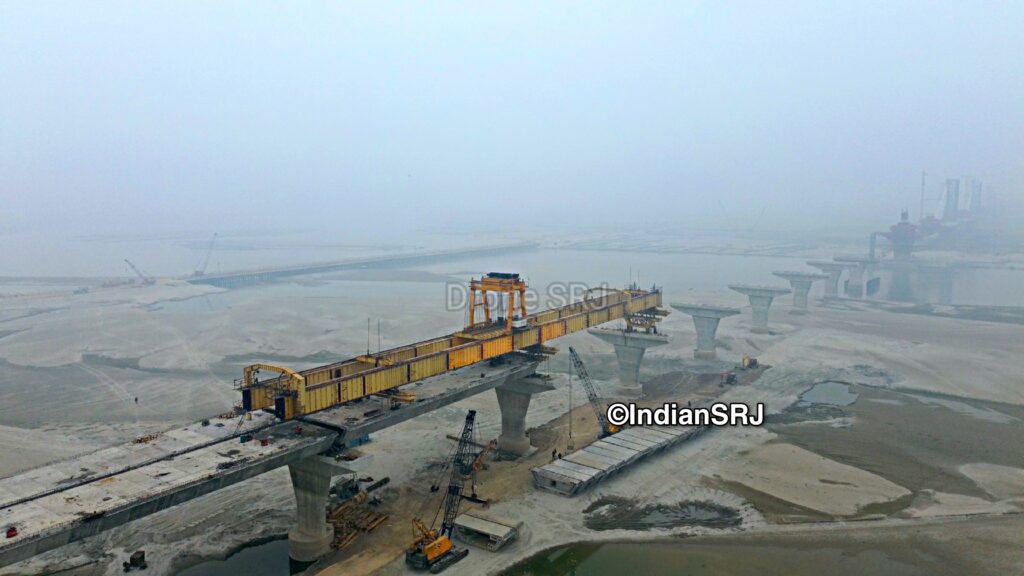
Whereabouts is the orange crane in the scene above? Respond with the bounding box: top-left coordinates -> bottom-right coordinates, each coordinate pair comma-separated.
407,410 -> 492,573
467,272 -> 528,333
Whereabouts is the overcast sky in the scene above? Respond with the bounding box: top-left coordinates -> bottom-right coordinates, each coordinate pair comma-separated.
2,1 -> 1022,238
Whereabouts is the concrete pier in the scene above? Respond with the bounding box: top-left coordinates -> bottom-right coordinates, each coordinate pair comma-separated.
288,456 -> 352,561
806,260 -> 850,300
495,376 -> 556,456
587,328 -> 670,397
669,303 -> 740,359
916,262 -> 957,305
772,271 -> 829,313
834,256 -> 878,299
728,284 -> 791,334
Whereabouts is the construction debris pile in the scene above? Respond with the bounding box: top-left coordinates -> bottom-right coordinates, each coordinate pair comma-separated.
328,477 -> 390,551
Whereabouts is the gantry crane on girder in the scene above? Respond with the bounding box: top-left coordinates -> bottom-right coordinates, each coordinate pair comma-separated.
467,272 -> 528,334
568,346 -> 619,438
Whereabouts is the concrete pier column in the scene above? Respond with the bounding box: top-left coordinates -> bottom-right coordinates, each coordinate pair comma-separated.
288,455 -> 352,562
772,271 -> 828,313
807,260 -> 850,300
587,328 -> 670,397
670,303 -> 740,359
834,256 -> 878,299
728,284 -> 791,334
917,263 -> 956,305
494,376 -> 555,456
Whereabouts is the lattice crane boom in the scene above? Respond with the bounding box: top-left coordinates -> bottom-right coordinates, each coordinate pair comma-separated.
569,346 -> 617,437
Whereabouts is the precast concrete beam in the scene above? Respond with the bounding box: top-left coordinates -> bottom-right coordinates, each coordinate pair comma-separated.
494,375 -> 555,456
771,271 -> 829,313
806,260 -> 851,299
669,303 -> 740,359
288,456 -> 353,562
587,328 -> 670,397
728,284 -> 791,334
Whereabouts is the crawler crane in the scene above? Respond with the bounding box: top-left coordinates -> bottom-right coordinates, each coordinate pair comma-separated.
407,410 -> 493,573
568,346 -> 619,437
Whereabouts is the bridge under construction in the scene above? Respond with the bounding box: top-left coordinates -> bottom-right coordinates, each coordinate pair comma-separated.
0,274 -> 669,566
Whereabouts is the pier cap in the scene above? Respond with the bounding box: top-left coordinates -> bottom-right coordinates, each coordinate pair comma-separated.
772,271 -> 829,281
834,255 -> 878,264
727,284 -> 791,297
806,260 -> 852,270
669,303 -> 741,318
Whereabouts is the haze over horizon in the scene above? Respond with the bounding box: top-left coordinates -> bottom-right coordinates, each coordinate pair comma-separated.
3,2 -> 1022,246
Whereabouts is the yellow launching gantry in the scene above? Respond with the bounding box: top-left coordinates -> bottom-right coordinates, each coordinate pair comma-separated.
238,364 -> 306,420
586,283 -> 668,334
238,274 -> 666,422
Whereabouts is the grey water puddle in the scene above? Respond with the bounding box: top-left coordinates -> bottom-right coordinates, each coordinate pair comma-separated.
583,496 -> 740,531
800,381 -> 859,406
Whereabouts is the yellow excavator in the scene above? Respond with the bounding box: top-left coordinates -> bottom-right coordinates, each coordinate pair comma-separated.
407,410 -> 493,573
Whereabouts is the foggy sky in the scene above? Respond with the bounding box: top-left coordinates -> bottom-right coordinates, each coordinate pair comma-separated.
2,1 -> 1023,238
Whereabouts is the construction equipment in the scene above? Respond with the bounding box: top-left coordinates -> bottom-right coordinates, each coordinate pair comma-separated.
123,259 -> 155,285
407,410 -> 488,573
193,233 -> 217,277
568,346 -> 618,437
467,273 -> 528,333
720,371 -> 737,386
235,279 -> 664,422
237,363 -> 306,421
741,355 -> 758,369
121,550 -> 147,572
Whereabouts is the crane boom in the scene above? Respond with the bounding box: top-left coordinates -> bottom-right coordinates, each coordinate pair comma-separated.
568,346 -> 618,437
440,409 -> 477,536
194,233 -> 217,277
123,259 -> 154,285
407,410 -> 479,572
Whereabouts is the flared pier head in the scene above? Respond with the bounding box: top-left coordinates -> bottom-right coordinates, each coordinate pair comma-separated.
495,373 -> 555,456
771,271 -> 828,313
669,303 -> 740,359
288,455 -> 353,561
834,255 -> 878,299
728,284 -> 791,334
806,260 -> 851,299
587,327 -> 669,397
